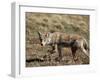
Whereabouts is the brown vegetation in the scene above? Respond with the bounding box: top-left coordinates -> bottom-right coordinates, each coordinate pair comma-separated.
26,12 -> 89,67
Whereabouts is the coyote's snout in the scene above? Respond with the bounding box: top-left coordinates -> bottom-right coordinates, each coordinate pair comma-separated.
38,31 -> 89,62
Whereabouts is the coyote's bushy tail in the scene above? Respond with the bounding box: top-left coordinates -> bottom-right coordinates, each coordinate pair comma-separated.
83,38 -> 89,50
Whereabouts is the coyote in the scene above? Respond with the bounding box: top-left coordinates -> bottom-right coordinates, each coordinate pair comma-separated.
38,31 -> 89,61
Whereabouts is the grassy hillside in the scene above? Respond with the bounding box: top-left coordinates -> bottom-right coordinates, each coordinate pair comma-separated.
26,12 -> 89,67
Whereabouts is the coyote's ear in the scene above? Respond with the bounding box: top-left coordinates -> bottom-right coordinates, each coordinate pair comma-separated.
37,31 -> 42,42
38,31 -> 41,36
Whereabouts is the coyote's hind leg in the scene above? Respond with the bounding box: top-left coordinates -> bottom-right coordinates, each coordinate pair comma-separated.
71,47 -> 78,63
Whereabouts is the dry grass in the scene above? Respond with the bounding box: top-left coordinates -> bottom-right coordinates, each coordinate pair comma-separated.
26,12 -> 89,67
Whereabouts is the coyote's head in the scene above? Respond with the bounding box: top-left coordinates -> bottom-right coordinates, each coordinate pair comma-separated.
38,32 -> 51,46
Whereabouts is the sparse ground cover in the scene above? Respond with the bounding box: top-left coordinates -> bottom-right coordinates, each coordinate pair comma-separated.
26,12 -> 89,67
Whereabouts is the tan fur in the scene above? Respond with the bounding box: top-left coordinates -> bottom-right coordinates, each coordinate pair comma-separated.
38,31 -> 89,62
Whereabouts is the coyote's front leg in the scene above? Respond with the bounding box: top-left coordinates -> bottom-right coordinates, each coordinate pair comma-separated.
57,45 -> 62,61
48,44 -> 57,54
51,44 -> 62,62
51,44 -> 56,53
49,44 -> 57,53
71,47 -> 78,63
